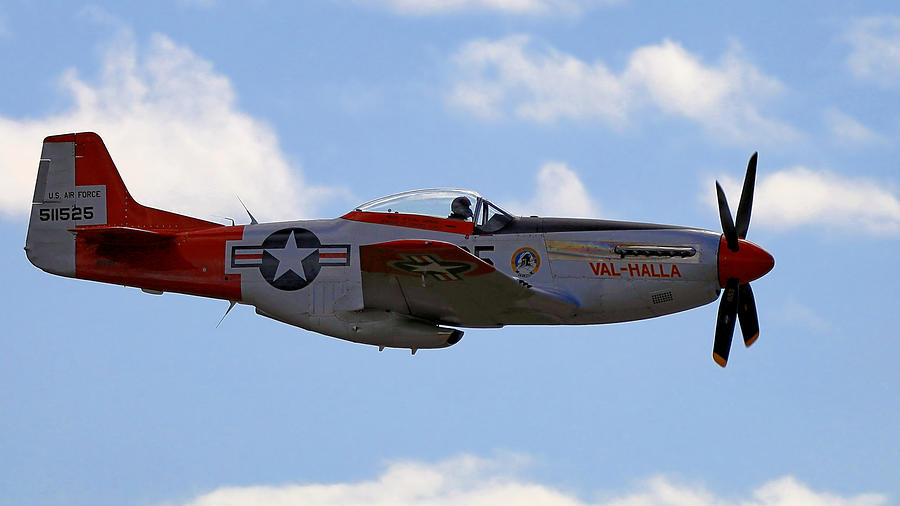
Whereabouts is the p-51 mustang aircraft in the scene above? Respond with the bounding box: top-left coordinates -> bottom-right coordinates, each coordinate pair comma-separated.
25,133 -> 774,366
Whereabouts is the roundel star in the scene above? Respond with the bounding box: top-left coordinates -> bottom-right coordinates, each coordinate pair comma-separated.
266,230 -> 318,282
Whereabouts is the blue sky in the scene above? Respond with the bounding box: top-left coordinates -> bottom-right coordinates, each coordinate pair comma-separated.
1,1 -> 899,505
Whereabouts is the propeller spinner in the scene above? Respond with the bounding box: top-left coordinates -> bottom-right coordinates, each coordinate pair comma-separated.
712,153 -> 774,367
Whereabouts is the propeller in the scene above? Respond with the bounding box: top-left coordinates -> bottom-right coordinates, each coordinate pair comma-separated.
712,152 -> 773,367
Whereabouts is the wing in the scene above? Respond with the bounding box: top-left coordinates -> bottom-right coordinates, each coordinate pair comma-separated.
360,240 -> 579,326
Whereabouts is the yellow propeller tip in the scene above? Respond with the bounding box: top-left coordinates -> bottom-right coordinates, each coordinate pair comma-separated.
745,333 -> 759,347
713,353 -> 728,368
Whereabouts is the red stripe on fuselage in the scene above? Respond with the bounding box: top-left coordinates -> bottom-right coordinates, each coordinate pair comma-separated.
341,211 -> 474,235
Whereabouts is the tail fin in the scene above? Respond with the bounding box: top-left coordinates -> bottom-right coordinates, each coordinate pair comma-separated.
25,132 -> 218,277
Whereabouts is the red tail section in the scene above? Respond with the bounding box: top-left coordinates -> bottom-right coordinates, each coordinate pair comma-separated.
27,132 -> 243,301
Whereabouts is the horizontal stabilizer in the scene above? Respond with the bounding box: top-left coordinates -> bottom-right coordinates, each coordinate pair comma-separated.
70,226 -> 177,246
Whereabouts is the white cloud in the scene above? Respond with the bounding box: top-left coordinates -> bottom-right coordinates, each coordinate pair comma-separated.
713,167 -> 900,235
0,30 -> 347,222
846,16 -> 900,87
450,36 -> 629,124
506,161 -> 599,218
449,36 -> 797,144
823,108 -> 887,146
357,0 -> 620,16
162,454 -> 886,506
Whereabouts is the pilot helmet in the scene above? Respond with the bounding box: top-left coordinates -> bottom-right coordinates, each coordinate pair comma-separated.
451,196 -> 473,219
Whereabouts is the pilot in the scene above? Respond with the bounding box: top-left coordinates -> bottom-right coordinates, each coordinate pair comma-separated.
448,196 -> 473,221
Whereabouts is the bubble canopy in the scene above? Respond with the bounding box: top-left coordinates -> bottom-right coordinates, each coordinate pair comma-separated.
354,188 -> 514,231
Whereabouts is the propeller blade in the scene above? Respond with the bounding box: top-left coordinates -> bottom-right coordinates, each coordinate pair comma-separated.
713,278 -> 740,367
738,283 -> 760,347
716,182 -> 739,252
735,152 -> 758,239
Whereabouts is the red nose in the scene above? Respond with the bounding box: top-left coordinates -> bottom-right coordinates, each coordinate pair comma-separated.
717,236 -> 775,287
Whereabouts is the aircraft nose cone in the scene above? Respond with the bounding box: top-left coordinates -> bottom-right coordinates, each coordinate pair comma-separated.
718,236 -> 775,287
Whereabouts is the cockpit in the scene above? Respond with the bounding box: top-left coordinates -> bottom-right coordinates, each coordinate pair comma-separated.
353,188 -> 514,233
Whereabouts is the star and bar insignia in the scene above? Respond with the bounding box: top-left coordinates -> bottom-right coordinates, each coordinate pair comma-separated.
228,228 -> 349,291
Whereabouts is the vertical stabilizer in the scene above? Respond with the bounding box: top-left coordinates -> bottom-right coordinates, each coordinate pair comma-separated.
25,132 -> 218,278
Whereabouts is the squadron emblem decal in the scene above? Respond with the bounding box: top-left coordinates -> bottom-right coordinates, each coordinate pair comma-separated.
511,247 -> 540,278
228,228 -> 350,291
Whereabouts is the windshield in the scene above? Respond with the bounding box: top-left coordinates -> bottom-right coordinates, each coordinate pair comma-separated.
476,199 -> 514,232
357,189 -> 482,221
